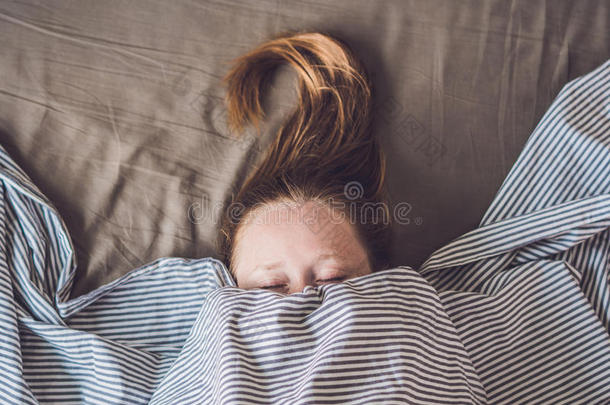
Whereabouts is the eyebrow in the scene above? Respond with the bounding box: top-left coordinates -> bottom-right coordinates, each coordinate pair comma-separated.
254,260 -> 284,272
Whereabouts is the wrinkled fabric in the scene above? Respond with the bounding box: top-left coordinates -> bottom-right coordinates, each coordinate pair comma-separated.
0,60 -> 609,404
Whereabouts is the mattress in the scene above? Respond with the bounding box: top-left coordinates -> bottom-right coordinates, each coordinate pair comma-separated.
0,0 -> 608,298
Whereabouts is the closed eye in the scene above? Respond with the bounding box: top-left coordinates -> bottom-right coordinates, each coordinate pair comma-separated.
261,277 -> 345,290
260,284 -> 286,290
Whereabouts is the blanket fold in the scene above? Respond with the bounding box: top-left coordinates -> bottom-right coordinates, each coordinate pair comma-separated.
0,59 -> 609,404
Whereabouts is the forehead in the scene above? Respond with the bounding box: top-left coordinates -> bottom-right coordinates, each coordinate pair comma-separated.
234,200 -> 365,260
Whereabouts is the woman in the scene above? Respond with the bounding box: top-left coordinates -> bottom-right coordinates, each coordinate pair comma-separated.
218,31 -> 392,295
0,30 -> 608,404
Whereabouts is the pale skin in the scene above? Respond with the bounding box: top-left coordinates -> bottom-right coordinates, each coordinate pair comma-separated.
231,200 -> 372,295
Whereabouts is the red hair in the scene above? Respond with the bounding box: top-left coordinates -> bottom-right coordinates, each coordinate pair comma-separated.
218,30 -> 392,274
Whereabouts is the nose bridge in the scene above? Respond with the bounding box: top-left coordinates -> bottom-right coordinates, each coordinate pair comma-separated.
288,266 -> 315,294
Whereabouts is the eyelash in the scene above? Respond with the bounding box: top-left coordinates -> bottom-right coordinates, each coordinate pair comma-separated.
261,276 -> 345,290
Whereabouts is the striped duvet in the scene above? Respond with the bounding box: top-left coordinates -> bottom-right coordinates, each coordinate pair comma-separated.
1,58 -> 609,404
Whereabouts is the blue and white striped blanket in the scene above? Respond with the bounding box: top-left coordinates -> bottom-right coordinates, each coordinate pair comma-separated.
1,58 -> 609,404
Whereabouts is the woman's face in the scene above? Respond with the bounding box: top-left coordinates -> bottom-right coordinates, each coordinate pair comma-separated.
231,200 -> 372,295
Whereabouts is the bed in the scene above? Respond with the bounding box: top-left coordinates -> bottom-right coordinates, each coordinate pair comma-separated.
1,1 -> 610,403
0,0 -> 607,298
